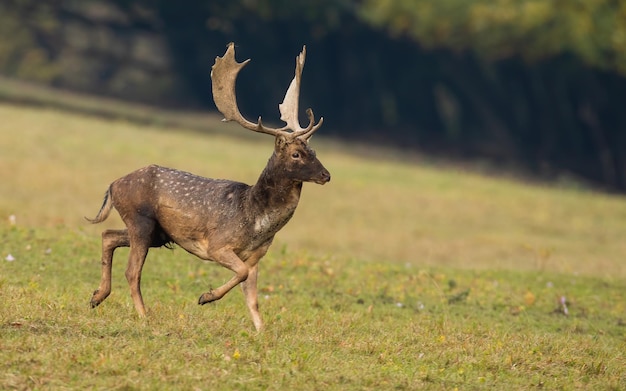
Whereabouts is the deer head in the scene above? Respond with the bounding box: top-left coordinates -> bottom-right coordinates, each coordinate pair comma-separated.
211,43 -> 330,187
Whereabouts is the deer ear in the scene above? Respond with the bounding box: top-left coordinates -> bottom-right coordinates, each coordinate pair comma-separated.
275,135 -> 288,150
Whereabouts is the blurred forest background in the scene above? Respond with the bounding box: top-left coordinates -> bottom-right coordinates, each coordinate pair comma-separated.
1,0 -> 625,191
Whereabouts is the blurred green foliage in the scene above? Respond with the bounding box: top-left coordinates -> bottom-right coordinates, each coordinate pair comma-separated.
360,0 -> 626,76
0,2 -> 61,82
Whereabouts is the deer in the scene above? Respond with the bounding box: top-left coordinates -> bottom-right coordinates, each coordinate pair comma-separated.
87,43 -> 330,331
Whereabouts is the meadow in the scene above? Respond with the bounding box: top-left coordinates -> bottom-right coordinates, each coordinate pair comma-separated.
1,101 -> 625,390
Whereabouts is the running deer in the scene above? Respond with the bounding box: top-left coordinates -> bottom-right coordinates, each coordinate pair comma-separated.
87,43 -> 330,331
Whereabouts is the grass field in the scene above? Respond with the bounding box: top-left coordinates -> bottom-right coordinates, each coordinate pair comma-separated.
1,102 -> 626,389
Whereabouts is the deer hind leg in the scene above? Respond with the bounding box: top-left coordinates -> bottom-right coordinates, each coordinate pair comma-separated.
124,217 -> 158,317
91,229 -> 130,308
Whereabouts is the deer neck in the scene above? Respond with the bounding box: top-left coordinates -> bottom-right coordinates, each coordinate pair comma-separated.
249,155 -> 302,217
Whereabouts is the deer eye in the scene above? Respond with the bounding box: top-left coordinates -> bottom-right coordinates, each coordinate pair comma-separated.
291,152 -> 301,159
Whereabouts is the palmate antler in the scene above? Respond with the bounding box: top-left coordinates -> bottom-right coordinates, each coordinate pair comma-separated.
211,42 -> 323,140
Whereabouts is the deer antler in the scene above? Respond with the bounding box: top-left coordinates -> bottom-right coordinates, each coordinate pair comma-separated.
278,46 -> 324,139
211,42 -> 323,140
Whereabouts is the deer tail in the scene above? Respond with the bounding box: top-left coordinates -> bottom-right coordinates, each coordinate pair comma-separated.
85,186 -> 113,224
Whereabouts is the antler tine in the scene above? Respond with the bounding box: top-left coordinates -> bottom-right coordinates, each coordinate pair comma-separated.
295,108 -> 324,140
279,45 -> 324,140
211,43 -> 285,137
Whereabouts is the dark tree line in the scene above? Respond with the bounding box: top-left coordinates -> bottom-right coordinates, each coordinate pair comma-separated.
1,0 -> 625,190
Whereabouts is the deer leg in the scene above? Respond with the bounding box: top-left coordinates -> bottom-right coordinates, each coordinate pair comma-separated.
241,263 -> 261,331
125,244 -> 150,317
239,244 -> 270,331
124,218 -> 156,317
91,229 -> 130,308
198,249 -> 249,305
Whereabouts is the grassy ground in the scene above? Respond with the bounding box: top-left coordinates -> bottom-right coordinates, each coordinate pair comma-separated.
1,102 -> 625,389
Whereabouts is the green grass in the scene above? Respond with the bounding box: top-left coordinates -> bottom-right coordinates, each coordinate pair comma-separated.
1,103 -> 626,389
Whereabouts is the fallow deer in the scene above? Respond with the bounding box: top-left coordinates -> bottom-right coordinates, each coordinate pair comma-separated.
87,43 -> 330,331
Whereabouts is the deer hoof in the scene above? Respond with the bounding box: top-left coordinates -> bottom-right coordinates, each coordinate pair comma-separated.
90,290 -> 101,308
91,289 -> 109,308
198,291 -> 218,305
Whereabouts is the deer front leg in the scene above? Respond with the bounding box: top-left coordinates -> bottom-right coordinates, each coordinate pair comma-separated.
241,263 -> 261,331
239,243 -> 270,331
91,229 -> 130,308
198,248 -> 249,305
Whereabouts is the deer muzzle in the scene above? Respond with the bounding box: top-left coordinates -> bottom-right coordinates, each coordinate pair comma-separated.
314,168 -> 331,185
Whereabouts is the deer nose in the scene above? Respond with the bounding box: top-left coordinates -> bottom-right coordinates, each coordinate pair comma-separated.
318,169 -> 331,184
